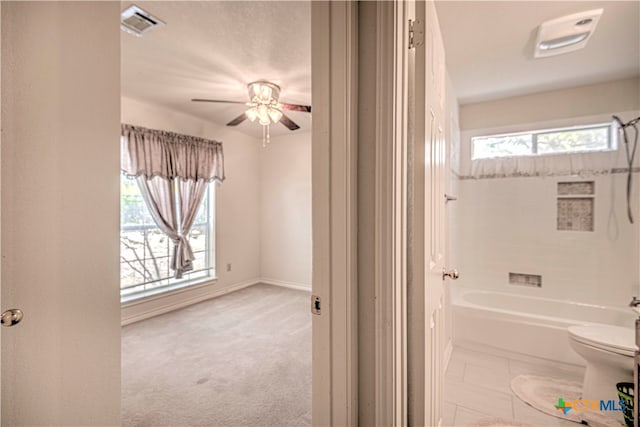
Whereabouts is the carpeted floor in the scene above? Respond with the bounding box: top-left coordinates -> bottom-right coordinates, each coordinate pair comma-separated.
122,284 -> 311,427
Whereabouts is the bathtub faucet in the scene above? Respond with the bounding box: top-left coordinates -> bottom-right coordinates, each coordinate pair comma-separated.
629,296 -> 640,307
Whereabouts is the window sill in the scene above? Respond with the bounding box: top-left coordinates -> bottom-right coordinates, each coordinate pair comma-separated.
121,276 -> 218,307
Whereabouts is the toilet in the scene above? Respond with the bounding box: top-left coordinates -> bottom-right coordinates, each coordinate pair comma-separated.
568,325 -> 636,406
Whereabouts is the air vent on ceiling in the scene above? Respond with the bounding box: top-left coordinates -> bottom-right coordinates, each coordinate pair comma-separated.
121,5 -> 164,37
534,9 -> 603,58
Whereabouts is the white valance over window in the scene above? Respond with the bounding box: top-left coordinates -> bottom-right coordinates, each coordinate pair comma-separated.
121,124 -> 225,183
470,150 -> 620,179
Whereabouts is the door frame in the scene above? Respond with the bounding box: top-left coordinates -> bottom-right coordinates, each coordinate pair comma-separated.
312,1 -> 415,425
311,2 -> 359,426
374,1 -> 413,426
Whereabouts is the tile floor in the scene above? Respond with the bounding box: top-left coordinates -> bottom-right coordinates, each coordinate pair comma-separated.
444,343 -> 587,426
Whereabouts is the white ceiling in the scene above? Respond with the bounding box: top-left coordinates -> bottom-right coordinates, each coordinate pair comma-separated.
435,1 -> 640,105
121,1 -> 311,138
122,1 -> 639,131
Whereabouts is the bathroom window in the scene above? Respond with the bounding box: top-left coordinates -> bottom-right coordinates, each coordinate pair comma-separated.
472,123 -> 615,160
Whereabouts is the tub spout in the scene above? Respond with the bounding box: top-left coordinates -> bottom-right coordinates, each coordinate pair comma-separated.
629,296 -> 640,307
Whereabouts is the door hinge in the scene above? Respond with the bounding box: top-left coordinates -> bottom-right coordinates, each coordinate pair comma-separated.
311,295 -> 322,315
409,19 -> 424,49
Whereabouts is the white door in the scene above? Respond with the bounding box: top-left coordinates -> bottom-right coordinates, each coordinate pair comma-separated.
424,3 -> 449,425
1,2 -> 121,425
409,1 -> 450,425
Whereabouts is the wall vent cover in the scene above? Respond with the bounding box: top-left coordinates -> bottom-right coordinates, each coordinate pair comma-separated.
121,5 -> 164,37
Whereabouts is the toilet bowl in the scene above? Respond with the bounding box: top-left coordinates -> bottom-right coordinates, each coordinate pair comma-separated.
568,325 -> 635,407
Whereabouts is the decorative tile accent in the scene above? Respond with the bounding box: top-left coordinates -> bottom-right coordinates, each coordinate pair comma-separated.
509,273 -> 542,287
557,197 -> 594,231
557,181 -> 595,196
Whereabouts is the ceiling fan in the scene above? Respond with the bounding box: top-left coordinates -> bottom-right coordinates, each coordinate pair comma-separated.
192,81 -> 311,144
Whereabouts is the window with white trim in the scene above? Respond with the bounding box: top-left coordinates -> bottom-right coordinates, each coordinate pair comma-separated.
471,123 -> 615,160
120,175 -> 216,302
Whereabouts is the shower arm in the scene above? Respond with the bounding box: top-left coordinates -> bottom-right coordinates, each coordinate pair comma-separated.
614,116 -> 640,129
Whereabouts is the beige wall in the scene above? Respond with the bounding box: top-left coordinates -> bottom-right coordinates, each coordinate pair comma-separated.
259,132 -> 312,288
1,2 -> 121,424
460,77 -> 640,131
120,97 -> 262,323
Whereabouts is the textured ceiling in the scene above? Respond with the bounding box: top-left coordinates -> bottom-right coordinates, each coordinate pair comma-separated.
435,1 -> 640,105
123,1 -> 639,124
121,1 -> 311,138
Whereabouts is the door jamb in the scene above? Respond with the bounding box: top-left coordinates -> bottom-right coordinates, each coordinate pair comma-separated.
311,2 -> 358,426
374,1 -> 413,425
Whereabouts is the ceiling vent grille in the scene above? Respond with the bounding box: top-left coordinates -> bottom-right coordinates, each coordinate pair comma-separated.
121,5 -> 164,37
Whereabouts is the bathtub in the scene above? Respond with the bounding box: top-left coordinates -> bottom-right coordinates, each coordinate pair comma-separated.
453,288 -> 637,365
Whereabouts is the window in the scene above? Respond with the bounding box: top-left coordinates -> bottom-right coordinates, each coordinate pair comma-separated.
120,175 -> 215,302
471,123 -> 615,160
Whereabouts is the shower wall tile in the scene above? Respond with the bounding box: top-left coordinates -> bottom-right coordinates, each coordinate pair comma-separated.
557,197 -> 594,231
451,173 -> 638,307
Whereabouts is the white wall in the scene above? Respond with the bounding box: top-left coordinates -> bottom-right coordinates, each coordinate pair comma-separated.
459,77 -> 640,131
1,2 -> 121,424
121,97 -> 262,323
452,79 -> 640,308
259,132 -> 312,289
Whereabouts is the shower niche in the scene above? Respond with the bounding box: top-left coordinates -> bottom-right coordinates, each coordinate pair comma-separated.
557,181 -> 595,232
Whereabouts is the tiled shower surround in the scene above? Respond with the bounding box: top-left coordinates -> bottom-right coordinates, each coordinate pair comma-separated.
450,173 -> 639,308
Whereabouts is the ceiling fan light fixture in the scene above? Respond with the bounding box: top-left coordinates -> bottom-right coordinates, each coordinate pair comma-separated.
246,107 -> 258,122
268,108 -> 283,124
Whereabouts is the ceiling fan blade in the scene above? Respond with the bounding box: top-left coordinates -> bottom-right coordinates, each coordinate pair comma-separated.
281,103 -> 312,113
192,98 -> 246,105
279,113 -> 300,131
226,113 -> 248,126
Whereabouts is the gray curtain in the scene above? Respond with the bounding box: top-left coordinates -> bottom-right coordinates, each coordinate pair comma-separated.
121,124 -> 224,279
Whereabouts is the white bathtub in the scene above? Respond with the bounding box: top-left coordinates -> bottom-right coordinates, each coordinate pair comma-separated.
453,288 -> 637,365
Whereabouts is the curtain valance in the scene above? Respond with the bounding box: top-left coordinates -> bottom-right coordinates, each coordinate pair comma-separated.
121,124 -> 225,182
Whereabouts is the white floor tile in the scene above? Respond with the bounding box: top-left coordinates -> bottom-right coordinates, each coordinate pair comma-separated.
445,345 -> 587,426
443,402 -> 456,426
464,363 -> 512,394
445,377 -> 513,419
452,405 -> 494,426
452,346 -> 510,377
509,358 -> 585,383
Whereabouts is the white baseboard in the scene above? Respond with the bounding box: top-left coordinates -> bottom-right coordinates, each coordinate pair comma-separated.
259,278 -> 311,292
121,279 -> 260,326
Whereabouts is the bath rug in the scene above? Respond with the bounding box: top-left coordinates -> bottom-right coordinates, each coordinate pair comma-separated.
468,417 -> 533,427
511,374 -> 624,427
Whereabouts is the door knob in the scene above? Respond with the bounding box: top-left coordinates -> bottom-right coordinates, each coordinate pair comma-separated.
1,309 -> 23,327
442,268 -> 459,280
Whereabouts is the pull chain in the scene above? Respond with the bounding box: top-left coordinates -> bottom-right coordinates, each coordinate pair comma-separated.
261,125 -> 272,147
